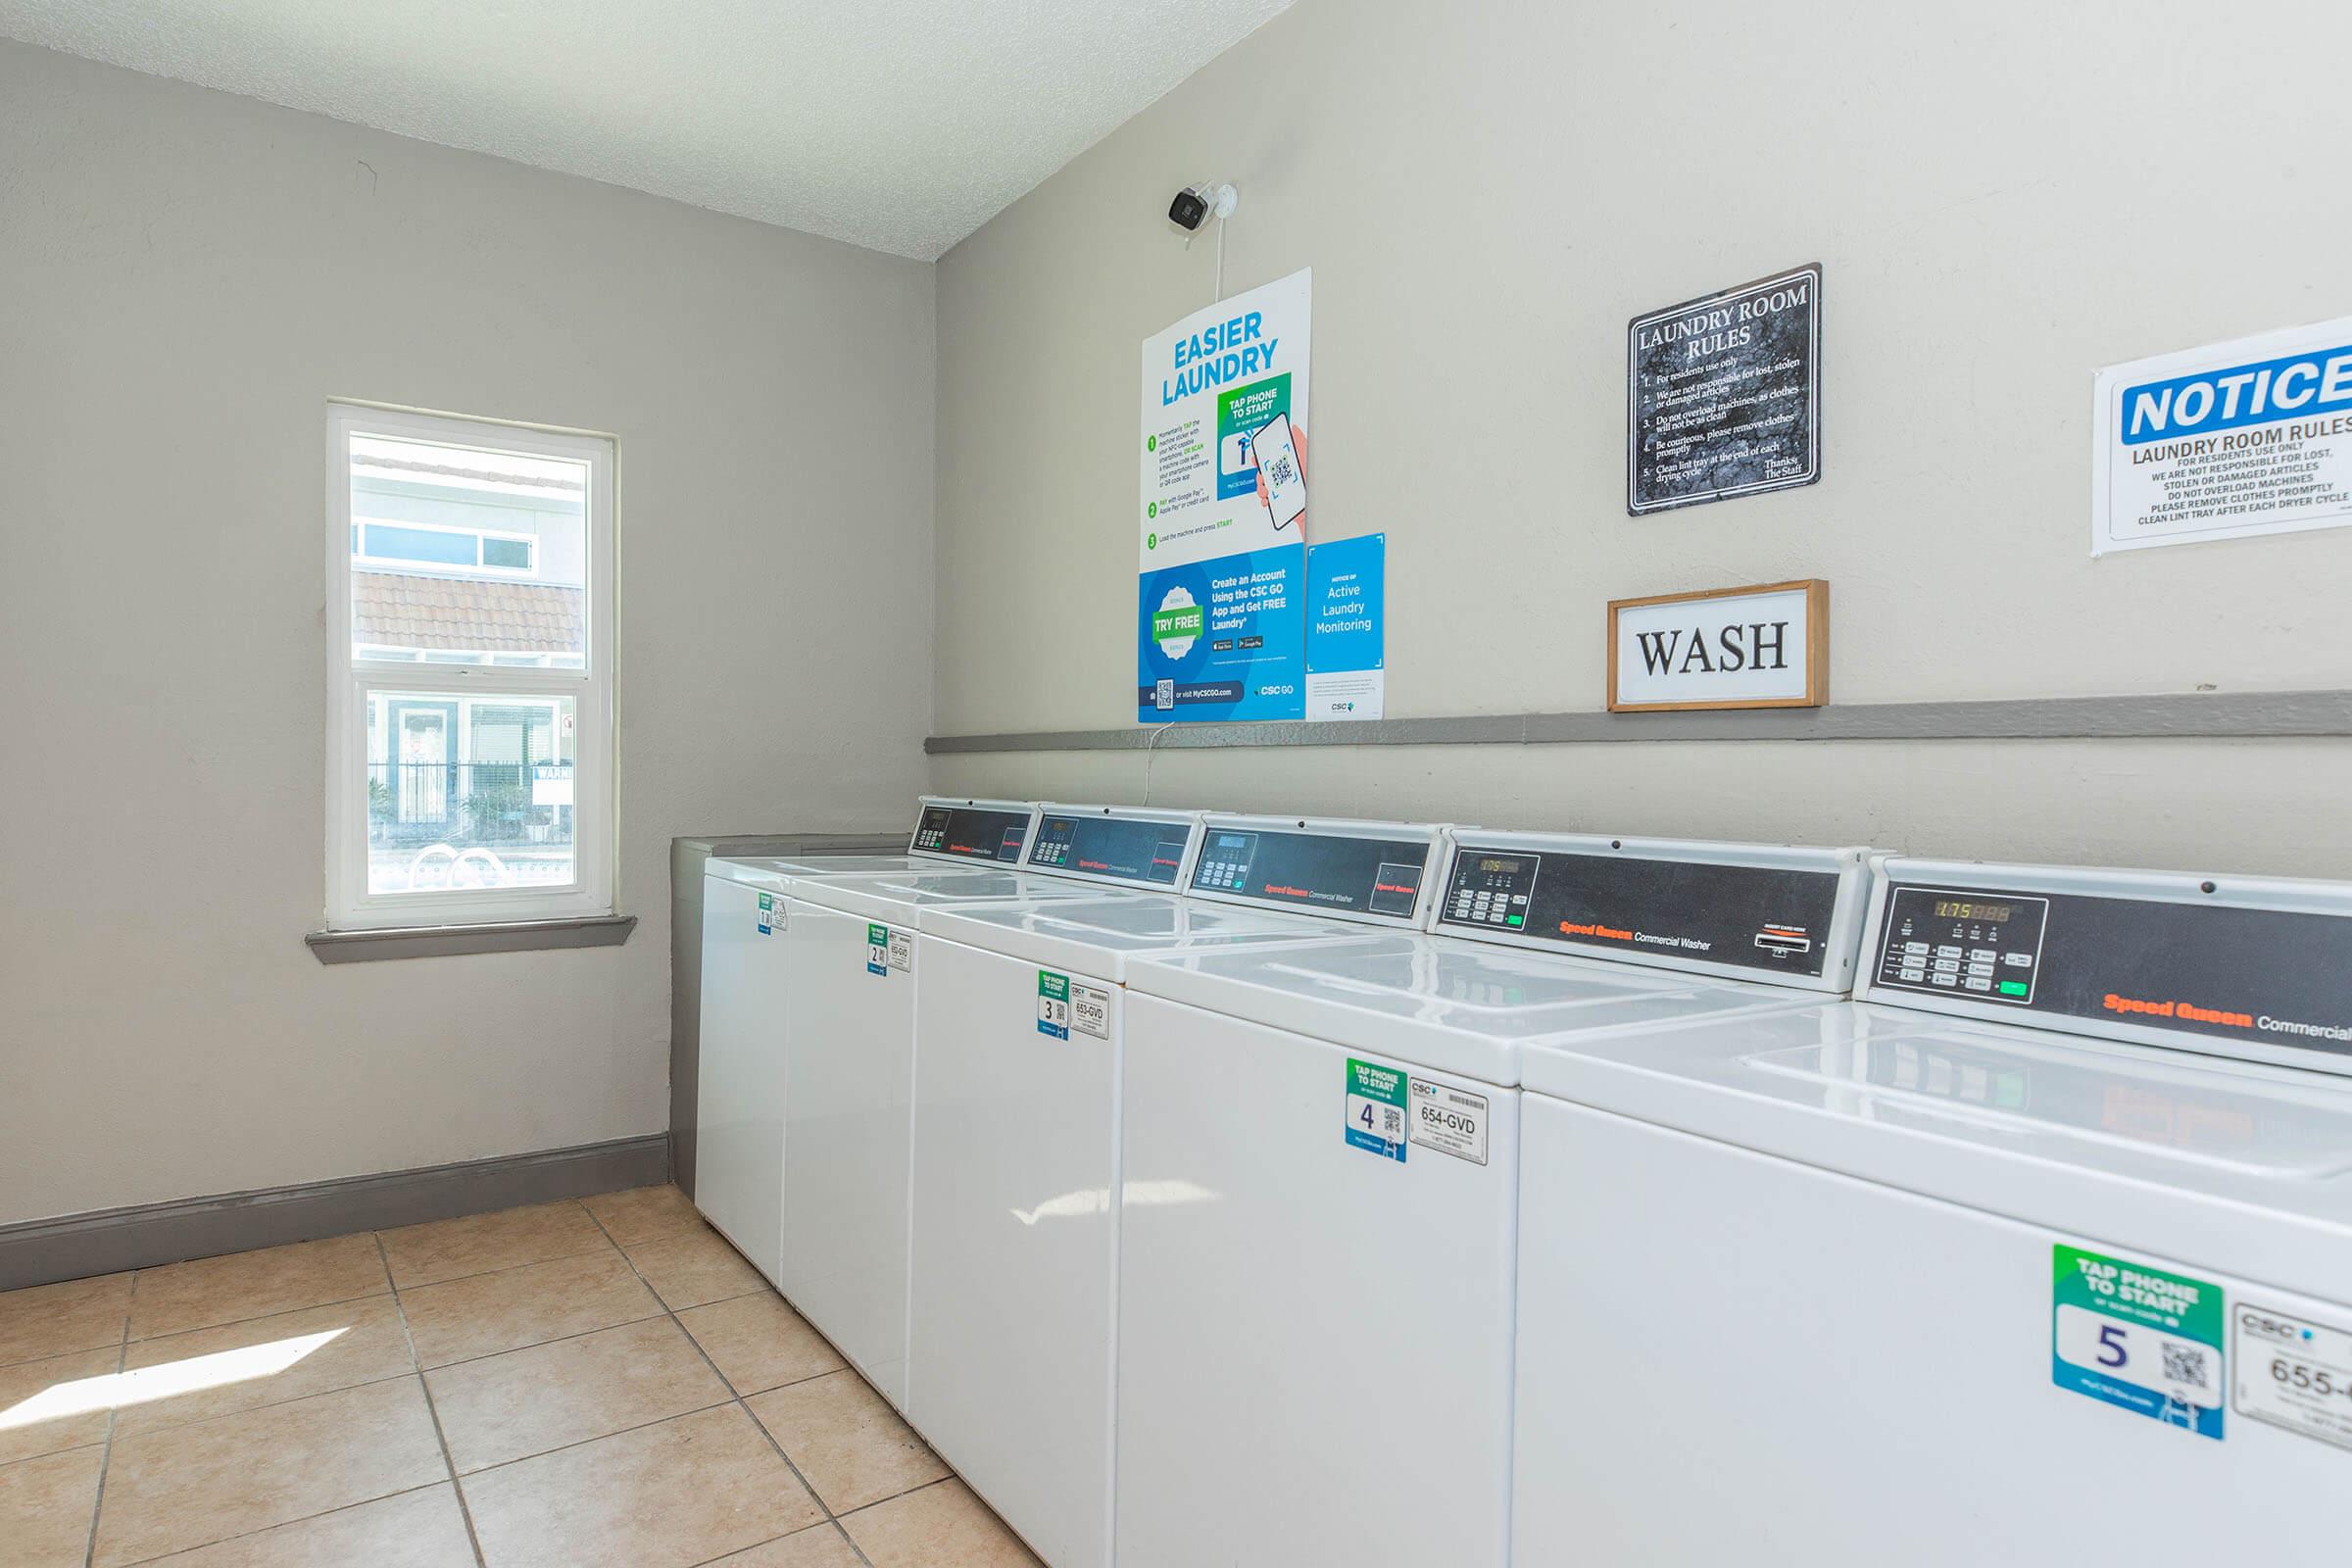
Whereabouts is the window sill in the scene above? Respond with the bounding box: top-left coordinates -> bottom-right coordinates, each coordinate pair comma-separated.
305,913 -> 636,963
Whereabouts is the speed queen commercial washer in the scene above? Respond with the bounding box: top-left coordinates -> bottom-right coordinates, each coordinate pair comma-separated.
1114,831 -> 1874,1567
693,797 -> 1038,1281
902,814 -> 1438,1568
773,805 -> 1205,1412
1511,857 -> 2352,1565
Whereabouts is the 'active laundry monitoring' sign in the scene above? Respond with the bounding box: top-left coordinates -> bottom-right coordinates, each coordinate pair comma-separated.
2091,316 -> 2352,556
1607,580 -> 1828,712
1628,264 -> 1821,514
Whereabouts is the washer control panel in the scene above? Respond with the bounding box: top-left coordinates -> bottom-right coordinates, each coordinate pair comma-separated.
1190,821 -> 1435,924
909,802 -> 1031,863
1026,811 -> 1193,886
1437,838 -> 1858,982
1863,862 -> 2352,1068
1872,888 -> 2048,1004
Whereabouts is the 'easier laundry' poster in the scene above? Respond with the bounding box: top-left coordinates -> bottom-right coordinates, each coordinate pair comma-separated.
1138,270 -> 1311,723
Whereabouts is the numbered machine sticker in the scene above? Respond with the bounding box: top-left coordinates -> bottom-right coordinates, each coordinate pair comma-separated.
2235,1304 -> 2352,1453
2052,1245 -> 2225,1440
866,923 -> 890,977
757,894 -> 782,937
1345,1058 -> 1408,1162
1407,1079 -> 1489,1165
1037,970 -> 1071,1039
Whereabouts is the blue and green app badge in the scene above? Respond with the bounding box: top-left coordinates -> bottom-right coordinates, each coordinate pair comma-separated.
866,923 -> 890,977
2051,1244 -> 2226,1439
1037,970 -> 1070,1040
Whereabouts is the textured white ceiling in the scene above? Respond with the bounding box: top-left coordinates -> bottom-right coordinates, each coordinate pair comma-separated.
0,0 -> 1292,259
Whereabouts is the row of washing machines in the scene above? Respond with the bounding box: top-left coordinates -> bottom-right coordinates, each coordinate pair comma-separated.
696,797 -> 2352,1566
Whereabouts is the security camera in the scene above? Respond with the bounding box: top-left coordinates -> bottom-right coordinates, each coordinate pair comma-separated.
1168,182 -> 1238,233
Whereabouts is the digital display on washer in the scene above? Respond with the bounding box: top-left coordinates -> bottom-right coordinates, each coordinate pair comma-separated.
1026,815 -> 1190,885
1191,829 -> 1427,918
909,804 -> 1028,863
1438,847 -> 1843,978
1872,881 -> 2352,1059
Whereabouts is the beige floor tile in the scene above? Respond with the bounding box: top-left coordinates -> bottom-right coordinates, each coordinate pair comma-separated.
0,1445 -> 105,1568
619,1225 -> 764,1310
399,1249 -> 662,1369
677,1292 -> 844,1396
706,1522 -> 866,1567
744,1368 -> 947,1514
0,1346 -> 120,1464
841,1479 -> 1043,1568
140,1482 -> 476,1567
581,1183 -> 705,1247
92,1374 -> 447,1566
114,1295 -> 416,1439
378,1200 -> 612,1289
461,1403 -> 821,1568
129,1234 -> 390,1341
0,1272 -> 131,1366
426,1315 -> 730,1474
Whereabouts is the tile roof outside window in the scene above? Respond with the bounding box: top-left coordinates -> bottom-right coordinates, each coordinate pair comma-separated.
353,569 -> 586,656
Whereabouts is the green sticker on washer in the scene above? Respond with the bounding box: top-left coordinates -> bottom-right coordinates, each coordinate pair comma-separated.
1037,969 -> 1071,1039
1344,1057 -> 1406,1161
866,922 -> 889,976
2051,1244 -> 2225,1439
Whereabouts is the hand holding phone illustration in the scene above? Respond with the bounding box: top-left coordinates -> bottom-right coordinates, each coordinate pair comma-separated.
1252,414 -> 1306,532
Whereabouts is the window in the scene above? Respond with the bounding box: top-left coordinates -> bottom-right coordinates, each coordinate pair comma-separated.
326,405 -> 613,929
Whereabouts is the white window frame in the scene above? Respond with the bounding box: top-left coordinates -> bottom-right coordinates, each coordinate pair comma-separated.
326,404 -> 615,930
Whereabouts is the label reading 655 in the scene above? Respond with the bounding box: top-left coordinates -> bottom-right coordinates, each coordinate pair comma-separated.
2236,1304 -> 2352,1453
1407,1079 -> 1489,1165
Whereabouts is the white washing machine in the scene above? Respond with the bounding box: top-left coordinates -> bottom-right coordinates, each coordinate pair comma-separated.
775,806 -> 1207,1413
904,813 -> 1438,1568
1512,857 -> 2352,1565
693,797 -> 1037,1276
1115,831 -> 1875,1568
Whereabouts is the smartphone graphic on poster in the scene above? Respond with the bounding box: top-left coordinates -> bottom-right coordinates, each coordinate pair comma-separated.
1253,413 -> 1306,532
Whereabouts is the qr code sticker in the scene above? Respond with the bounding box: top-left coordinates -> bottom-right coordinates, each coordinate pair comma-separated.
1264,451 -> 1297,487
2161,1343 -> 2210,1387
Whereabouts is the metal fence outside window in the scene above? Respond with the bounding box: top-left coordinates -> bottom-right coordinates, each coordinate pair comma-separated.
367,760 -> 574,847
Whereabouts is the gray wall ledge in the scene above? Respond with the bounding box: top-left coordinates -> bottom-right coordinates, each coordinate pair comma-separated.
306,912 -> 636,963
927,689 -> 2352,754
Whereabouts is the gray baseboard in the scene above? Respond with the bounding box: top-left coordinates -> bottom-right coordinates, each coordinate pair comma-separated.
0,1133 -> 671,1293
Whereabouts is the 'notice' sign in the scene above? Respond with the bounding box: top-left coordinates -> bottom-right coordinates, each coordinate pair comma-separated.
1608,580 -> 1828,712
2092,316 -> 2352,555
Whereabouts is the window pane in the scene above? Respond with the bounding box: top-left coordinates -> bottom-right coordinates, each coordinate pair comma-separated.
348,433 -> 587,666
366,690 -> 577,896
362,523 -> 477,566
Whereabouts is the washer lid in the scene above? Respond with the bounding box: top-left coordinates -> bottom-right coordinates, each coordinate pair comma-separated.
711,854 -> 917,883
1126,934 -> 1822,1086
919,895 -> 1354,980
1525,1003 -> 2352,1302
781,867 -> 1103,921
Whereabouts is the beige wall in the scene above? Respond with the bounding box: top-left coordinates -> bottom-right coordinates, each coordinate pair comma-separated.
0,43 -> 935,1223
931,0 -> 2352,874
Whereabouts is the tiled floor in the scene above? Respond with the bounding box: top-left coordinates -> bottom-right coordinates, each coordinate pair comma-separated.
0,1186 -> 1042,1567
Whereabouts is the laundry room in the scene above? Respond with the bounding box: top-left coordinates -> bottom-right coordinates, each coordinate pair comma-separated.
3,1 -> 2349,1564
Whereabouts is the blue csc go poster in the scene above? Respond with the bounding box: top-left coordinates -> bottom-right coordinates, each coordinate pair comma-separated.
1138,270 -> 1311,722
